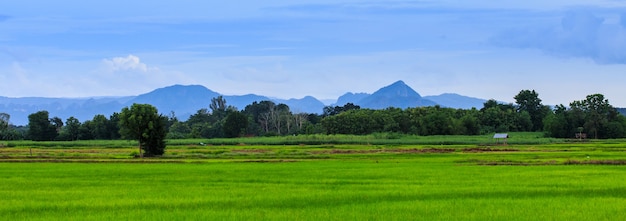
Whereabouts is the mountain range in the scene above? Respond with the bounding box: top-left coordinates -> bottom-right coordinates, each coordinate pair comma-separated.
0,80 -> 488,126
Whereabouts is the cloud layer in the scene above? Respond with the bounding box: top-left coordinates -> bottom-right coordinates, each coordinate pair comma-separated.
2,1 -> 626,106
491,10 -> 626,64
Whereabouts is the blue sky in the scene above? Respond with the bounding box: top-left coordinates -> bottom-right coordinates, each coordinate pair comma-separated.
2,1 -> 626,106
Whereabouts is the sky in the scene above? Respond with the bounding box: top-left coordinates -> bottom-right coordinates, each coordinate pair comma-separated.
2,0 -> 626,106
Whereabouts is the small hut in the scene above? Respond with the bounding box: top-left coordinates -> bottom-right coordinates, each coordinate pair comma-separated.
493,133 -> 509,145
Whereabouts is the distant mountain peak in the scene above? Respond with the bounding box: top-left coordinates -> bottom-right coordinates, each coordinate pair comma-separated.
355,80 -> 434,109
0,81 -> 492,125
372,80 -> 421,98
423,93 -> 487,109
391,80 -> 406,85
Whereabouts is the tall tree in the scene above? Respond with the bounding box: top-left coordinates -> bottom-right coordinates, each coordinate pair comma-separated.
108,112 -> 121,139
514,90 -> 549,131
27,111 -> 58,141
244,101 -> 275,134
572,94 -> 619,139
50,117 -> 63,133
223,111 -> 248,138
323,103 -> 361,116
91,114 -> 110,139
210,96 -> 229,120
0,113 -> 10,140
0,113 -> 9,133
119,104 -> 167,157
64,117 -> 81,141
0,113 -> 11,130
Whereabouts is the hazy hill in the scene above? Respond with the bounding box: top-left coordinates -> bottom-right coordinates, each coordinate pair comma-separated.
0,96 -> 131,126
0,85 -> 327,125
275,96 -> 326,114
127,85 -> 220,117
357,80 -> 437,109
335,92 -> 370,106
423,93 -> 487,109
129,86 -> 320,120
334,83 -> 488,110
0,81 -> 500,125
224,94 -> 271,111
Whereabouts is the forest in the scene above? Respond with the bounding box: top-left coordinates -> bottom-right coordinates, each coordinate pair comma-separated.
1,90 -> 625,141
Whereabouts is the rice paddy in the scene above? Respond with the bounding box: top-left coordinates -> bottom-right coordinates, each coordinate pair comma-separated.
1,134 -> 625,220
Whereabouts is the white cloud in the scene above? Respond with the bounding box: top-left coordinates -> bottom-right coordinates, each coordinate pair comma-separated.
102,54 -> 152,72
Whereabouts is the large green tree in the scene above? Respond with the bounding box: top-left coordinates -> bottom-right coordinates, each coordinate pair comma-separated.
119,104 -> 168,157
323,103 -> 361,116
545,94 -> 626,139
571,94 -> 622,139
0,113 -> 10,140
27,111 -> 58,141
223,111 -> 249,138
514,90 -> 549,131
64,117 -> 81,141
91,114 -> 110,139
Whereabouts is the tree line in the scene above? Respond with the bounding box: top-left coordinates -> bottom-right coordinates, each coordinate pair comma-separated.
1,91 -> 626,143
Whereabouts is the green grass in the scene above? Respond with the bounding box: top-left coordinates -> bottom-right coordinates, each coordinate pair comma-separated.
1,135 -> 626,220
1,132 -> 564,149
1,158 -> 625,220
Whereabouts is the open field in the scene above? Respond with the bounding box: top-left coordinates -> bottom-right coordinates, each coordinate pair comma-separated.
1,133 -> 626,220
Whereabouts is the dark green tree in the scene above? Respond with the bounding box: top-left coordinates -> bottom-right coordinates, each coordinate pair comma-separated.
243,101 -> 274,135
27,111 -> 58,141
119,104 -> 168,157
167,121 -> 192,139
64,117 -> 81,141
223,111 -> 249,138
543,105 -> 570,138
0,113 -> 9,132
0,113 -> 10,140
323,103 -> 360,116
51,117 -> 63,134
91,114 -> 110,139
142,115 -> 167,156
78,120 -> 94,140
108,112 -> 121,139
210,96 -> 227,114
572,94 -> 621,139
514,90 -> 549,131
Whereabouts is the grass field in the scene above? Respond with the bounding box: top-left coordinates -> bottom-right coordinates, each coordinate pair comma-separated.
1,134 -> 625,220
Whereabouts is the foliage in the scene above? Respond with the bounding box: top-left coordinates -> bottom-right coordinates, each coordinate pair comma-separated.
2,144 -> 626,220
62,117 -> 81,141
27,111 -> 58,141
13,91 -> 626,141
223,111 -> 248,138
322,102 -> 360,116
515,90 -> 550,131
545,94 -> 626,139
0,113 -> 9,132
119,103 -> 168,156
0,113 -> 17,140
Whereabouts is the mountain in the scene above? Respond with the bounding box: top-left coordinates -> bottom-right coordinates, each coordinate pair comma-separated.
224,94 -> 271,110
335,92 -> 370,106
275,96 -> 326,114
356,80 -> 437,109
0,81 -> 497,126
423,93 -> 487,109
128,86 -> 320,119
127,85 -> 220,118
0,96 -> 132,126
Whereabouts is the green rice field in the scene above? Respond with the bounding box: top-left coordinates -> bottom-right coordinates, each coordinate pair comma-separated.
1,134 -> 625,220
